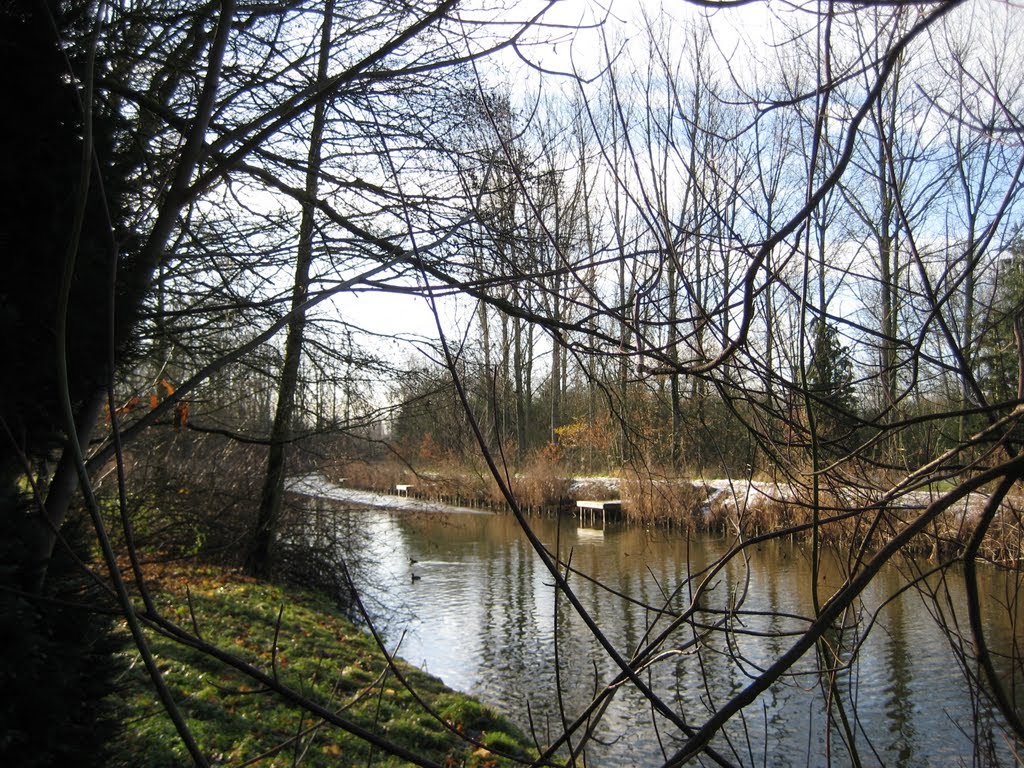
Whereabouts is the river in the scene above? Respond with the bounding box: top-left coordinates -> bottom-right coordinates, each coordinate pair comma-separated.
295,480 -> 1023,767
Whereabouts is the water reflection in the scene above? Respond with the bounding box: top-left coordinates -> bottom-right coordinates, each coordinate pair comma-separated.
306,498 -> 1022,766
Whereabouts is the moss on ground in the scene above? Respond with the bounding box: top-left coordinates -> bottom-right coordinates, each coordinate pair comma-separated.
108,562 -> 540,767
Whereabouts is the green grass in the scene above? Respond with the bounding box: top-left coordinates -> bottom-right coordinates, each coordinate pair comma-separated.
108,562 -> 539,767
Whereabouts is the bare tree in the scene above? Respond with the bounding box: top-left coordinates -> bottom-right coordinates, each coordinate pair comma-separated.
420,0 -> 1024,764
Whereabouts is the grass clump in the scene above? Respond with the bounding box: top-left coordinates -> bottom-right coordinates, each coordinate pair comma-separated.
109,562 -> 539,767
434,696 -> 528,752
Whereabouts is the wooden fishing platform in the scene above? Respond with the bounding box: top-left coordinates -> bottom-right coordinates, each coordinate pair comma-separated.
576,499 -> 622,526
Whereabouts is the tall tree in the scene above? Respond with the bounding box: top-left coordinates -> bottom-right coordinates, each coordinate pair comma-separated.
247,0 -> 335,578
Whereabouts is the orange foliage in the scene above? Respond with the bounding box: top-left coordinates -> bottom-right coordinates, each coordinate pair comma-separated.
174,400 -> 189,429
419,432 -> 439,462
106,379 -> 189,429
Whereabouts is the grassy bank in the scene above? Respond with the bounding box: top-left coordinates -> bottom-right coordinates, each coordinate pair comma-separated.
110,562 -> 536,767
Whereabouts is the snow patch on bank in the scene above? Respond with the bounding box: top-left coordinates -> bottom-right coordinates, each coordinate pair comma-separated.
285,473 -> 493,515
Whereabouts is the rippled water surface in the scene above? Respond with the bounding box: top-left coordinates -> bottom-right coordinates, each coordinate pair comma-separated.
302,491 -> 1023,767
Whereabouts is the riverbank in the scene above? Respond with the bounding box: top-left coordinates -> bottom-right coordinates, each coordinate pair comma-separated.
109,560 -> 536,767
319,462 -> 1023,563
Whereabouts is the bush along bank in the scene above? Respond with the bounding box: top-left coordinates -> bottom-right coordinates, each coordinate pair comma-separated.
109,561 -> 540,767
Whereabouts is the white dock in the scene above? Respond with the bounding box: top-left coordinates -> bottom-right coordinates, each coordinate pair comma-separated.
576,499 -> 622,527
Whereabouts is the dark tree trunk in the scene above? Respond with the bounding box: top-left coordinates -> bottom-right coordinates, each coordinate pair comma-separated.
247,0 -> 333,578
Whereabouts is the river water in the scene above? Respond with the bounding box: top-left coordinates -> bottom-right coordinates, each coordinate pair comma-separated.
299,487 -> 1023,767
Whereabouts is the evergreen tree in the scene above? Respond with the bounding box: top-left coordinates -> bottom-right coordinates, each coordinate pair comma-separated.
978,244 -> 1024,404
1,3 -> 132,764
808,318 -> 858,443
1,0 -> 142,570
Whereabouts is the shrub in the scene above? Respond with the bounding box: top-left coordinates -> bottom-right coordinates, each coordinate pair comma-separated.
97,430 -> 265,563
620,473 -> 707,528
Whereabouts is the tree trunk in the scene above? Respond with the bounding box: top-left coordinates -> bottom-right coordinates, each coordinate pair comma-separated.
247,0 -> 333,578
27,389 -> 106,592
513,314 -> 527,460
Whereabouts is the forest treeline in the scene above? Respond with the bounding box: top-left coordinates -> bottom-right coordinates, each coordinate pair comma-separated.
3,0 -> 1024,765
